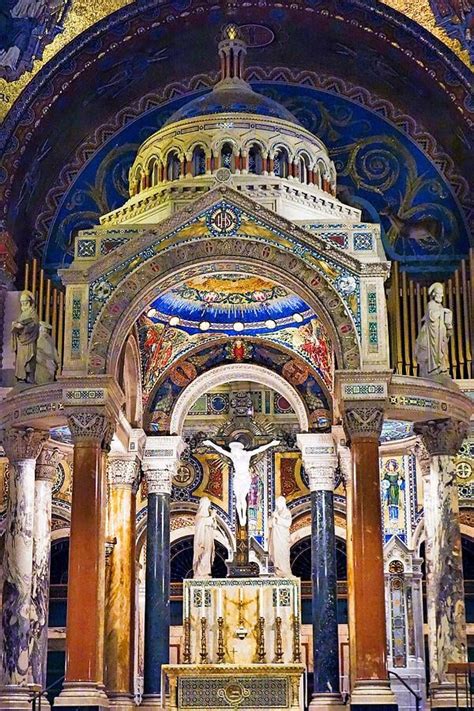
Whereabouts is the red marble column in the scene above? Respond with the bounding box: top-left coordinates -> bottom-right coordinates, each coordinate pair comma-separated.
54,412 -> 114,710
343,406 -> 397,710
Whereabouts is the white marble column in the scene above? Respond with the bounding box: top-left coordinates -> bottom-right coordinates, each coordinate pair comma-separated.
0,427 -> 48,710
30,446 -> 63,692
414,418 -> 469,708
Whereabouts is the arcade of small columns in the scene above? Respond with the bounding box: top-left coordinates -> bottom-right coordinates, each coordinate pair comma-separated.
0,389 -> 469,710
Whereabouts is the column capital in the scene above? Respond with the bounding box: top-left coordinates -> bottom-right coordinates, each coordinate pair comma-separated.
413,418 -> 469,457
343,405 -> 385,442
142,435 -> 186,496
2,427 -> 49,462
107,455 -> 140,489
35,444 -> 64,482
296,432 -> 338,491
67,411 -> 116,450
410,438 -> 431,479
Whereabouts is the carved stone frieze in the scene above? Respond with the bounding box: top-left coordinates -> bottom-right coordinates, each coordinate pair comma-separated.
343,406 -> 384,441
414,418 -> 469,457
67,412 -> 116,450
2,427 -> 48,462
35,445 -> 64,483
107,457 -> 140,488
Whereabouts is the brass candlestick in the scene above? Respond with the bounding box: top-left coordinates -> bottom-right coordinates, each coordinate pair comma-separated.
257,615 -> 266,663
200,617 -> 209,664
183,616 -> 192,664
216,616 -> 225,663
274,616 -> 284,663
292,614 -> 301,663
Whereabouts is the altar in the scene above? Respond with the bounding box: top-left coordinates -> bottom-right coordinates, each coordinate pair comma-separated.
162,578 -> 305,710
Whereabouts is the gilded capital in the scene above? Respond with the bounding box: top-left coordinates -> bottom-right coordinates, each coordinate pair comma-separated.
343,406 -> 384,442
413,418 -> 469,457
107,457 -> 140,488
2,427 -> 48,462
67,412 -> 115,450
36,445 -> 64,483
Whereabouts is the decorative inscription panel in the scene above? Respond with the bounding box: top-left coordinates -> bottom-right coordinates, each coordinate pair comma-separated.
178,676 -> 289,709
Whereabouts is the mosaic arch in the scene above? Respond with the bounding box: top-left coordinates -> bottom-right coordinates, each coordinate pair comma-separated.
38,79 -> 471,280
146,342 -> 331,433
87,192 -> 361,375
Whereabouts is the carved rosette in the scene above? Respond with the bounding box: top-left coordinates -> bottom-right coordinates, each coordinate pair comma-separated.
67,412 -> 115,450
305,464 -> 337,492
35,445 -> 64,483
414,418 -> 469,457
143,464 -> 173,496
2,427 -> 48,463
107,457 -> 140,489
343,406 -> 384,442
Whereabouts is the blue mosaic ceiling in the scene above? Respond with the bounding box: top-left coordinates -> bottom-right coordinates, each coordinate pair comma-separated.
145,273 -> 312,335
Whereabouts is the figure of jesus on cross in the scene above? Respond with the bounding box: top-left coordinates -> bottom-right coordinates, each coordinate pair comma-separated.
203,439 -> 279,526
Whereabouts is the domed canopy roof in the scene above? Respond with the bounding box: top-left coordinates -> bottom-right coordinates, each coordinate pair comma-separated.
164,24 -> 300,127
164,82 -> 300,126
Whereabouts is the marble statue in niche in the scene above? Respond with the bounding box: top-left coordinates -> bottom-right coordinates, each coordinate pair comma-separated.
203,439 -> 279,526
11,290 -> 39,383
268,496 -> 293,577
415,282 -> 453,378
192,496 -> 217,578
35,322 -> 59,384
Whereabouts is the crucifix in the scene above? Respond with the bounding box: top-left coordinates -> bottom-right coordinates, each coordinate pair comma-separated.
203,438 -> 279,576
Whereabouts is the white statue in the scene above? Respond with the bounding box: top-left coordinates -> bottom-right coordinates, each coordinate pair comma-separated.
415,282 -> 453,378
193,496 -> 217,578
203,439 -> 279,526
268,496 -> 293,578
11,290 -> 39,383
35,322 -> 59,384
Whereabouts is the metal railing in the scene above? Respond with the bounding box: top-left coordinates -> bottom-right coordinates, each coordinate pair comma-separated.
448,663 -> 474,709
30,675 -> 65,711
388,669 -> 422,711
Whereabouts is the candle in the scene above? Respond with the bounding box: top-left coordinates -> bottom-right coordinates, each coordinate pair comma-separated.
258,585 -> 263,616
276,586 -> 280,618
217,586 -> 223,618
201,586 -> 205,617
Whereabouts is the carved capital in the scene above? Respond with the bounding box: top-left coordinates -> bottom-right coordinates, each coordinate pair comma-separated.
410,438 -> 431,479
2,427 -> 48,462
337,445 -> 352,486
305,465 -> 337,492
143,464 -> 173,496
67,412 -> 116,450
107,457 -> 140,488
36,445 -> 64,483
413,418 -> 469,457
343,406 -> 384,441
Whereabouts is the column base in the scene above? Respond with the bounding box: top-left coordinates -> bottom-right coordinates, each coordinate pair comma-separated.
309,692 -> 347,710
350,680 -> 398,709
54,681 -> 110,709
140,694 -> 162,709
108,693 -> 135,711
0,685 -> 32,711
430,681 -> 469,708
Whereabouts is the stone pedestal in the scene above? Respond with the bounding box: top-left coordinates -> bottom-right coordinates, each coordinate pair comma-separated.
0,427 -> 48,711
142,436 -> 184,709
54,412 -> 114,710
414,419 -> 469,709
297,433 -> 345,711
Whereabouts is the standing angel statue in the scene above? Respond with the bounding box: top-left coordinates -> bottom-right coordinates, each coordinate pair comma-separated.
203,439 -> 279,526
268,496 -> 293,578
193,496 -> 217,578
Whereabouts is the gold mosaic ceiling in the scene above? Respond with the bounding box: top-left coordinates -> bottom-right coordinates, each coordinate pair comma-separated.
0,0 -> 470,123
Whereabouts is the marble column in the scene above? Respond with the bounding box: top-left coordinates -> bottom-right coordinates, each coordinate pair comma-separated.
297,433 -> 345,711
414,419 -> 469,709
0,427 -> 48,711
141,436 -> 184,709
54,412 -> 115,710
30,446 -> 64,691
343,406 -> 397,710
104,454 -> 140,710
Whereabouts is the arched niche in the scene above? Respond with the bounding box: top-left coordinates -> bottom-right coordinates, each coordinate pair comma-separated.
118,330 -> 143,427
169,363 -> 310,435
